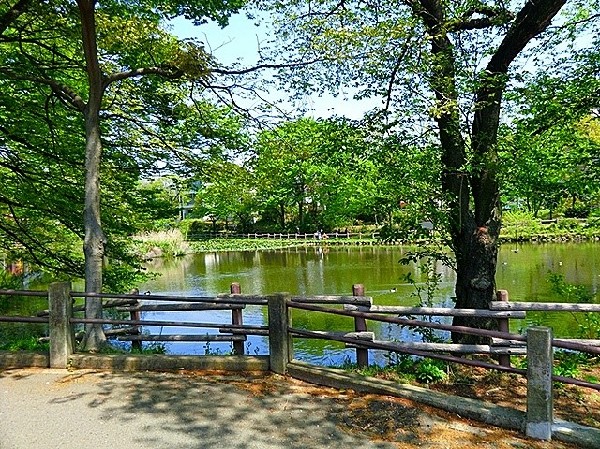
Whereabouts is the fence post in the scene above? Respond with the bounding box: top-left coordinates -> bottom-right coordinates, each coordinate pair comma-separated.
230,282 -> 245,355
353,284 -> 369,368
526,326 -> 553,441
496,290 -> 511,368
48,282 -> 74,369
268,293 -> 290,374
129,288 -> 142,352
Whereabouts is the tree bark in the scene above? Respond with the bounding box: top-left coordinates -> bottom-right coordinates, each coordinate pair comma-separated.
77,0 -> 106,351
413,0 -> 566,342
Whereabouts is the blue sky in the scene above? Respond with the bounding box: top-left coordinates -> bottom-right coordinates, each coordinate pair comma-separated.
170,14 -> 378,120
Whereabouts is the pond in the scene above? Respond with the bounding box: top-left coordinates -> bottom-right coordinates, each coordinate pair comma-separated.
136,241 -> 600,364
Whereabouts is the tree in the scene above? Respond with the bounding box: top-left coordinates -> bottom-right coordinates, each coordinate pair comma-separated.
194,161 -> 256,232
252,117 -> 375,231
261,0 -> 599,340
499,52 -> 600,217
369,133 -> 442,233
0,0 -> 246,349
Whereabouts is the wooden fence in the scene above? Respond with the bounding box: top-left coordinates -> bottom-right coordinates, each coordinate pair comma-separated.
186,231 -> 379,241
1,283 -> 600,442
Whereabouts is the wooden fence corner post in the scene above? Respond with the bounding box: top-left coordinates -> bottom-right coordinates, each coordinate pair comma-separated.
268,293 -> 290,374
496,290 -> 511,368
526,326 -> 554,441
353,284 -> 369,368
48,282 -> 74,369
230,282 -> 245,355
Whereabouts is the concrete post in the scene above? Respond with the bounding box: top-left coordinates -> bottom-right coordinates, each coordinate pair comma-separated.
526,326 -> 554,440
268,293 -> 290,375
353,284 -> 369,368
48,282 -> 74,369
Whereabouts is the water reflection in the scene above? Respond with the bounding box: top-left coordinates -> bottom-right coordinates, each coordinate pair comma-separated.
140,242 -> 600,362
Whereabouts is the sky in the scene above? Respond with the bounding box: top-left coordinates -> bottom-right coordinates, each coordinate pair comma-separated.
169,13 -> 378,120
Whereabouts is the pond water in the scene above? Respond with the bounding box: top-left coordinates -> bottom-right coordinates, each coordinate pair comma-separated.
137,242 -> 600,364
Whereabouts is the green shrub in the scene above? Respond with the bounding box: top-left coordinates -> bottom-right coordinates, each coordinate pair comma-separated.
564,205 -> 590,218
414,359 -> 447,383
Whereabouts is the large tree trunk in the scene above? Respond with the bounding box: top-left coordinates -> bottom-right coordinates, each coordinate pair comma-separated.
81,104 -> 106,350
413,0 -> 566,342
78,0 -> 106,351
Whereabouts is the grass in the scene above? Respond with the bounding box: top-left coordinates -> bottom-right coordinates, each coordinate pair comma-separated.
131,229 -> 191,259
0,322 -> 49,352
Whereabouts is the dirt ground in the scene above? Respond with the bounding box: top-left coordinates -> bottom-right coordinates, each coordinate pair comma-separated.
429,363 -> 600,429
202,368 -> 596,449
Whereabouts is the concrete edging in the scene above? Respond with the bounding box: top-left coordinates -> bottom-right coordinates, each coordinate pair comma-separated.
287,360 -> 524,430
287,361 -> 600,449
68,354 -> 270,371
0,351 -> 49,369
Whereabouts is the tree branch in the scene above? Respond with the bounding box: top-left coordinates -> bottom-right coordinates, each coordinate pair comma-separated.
104,65 -> 184,87
470,0 -> 567,224
210,58 -> 323,76
0,67 -> 87,111
448,4 -> 514,32
488,0 -> 567,73
0,0 -> 30,36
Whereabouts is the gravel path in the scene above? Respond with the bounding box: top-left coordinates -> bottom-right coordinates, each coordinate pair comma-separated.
1,368 -> 398,449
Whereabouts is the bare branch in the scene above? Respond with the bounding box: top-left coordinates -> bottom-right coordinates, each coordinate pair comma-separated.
384,39 -> 413,112
104,66 -> 184,86
211,58 -> 322,76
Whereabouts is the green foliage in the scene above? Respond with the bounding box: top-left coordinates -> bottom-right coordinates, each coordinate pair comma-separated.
189,238 -> 304,252
564,204 -> 591,218
336,353 -> 448,385
131,230 -> 191,260
350,355 -> 447,384
547,273 -> 594,303
0,336 -> 49,352
0,271 -> 24,290
399,252 -> 452,343
500,210 -> 542,239
577,313 -> 600,340
193,161 -> 256,232
131,342 -> 167,355
553,351 -> 582,379
98,341 -> 168,355
513,352 -> 589,383
500,61 -> 600,218
0,321 -> 49,352
0,0 -> 251,292
251,117 -> 378,231
414,359 -> 447,384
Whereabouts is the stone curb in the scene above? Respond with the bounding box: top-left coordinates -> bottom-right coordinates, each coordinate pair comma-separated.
287,360 -> 600,449
68,354 -> 270,371
0,351 -> 49,369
